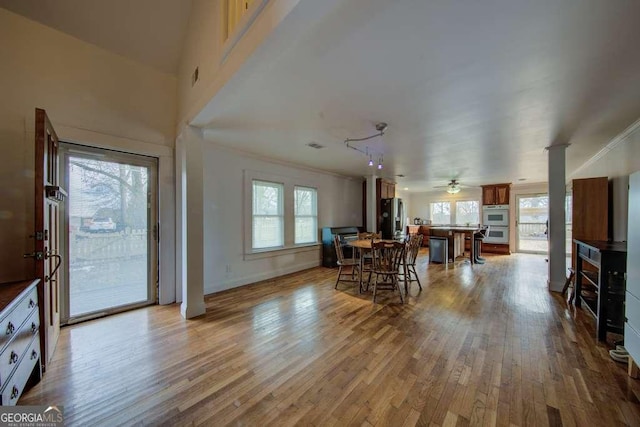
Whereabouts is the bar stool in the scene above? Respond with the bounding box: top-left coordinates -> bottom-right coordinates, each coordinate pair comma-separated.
473,226 -> 489,264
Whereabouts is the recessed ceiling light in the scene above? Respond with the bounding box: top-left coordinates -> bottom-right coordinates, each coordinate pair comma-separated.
518,178 -> 527,181
404,187 -> 409,190
396,174 -> 405,178
307,142 -> 324,149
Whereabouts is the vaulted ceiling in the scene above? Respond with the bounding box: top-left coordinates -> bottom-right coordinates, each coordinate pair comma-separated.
3,0 -> 640,191
0,0 -> 192,74
194,0 -> 640,191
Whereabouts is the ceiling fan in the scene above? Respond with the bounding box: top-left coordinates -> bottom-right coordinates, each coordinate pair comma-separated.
433,179 -> 468,194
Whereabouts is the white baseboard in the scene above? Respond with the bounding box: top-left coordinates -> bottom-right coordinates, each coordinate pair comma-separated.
204,260 -> 321,295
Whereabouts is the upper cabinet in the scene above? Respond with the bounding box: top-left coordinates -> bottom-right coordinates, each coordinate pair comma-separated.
482,183 -> 510,205
377,179 -> 396,199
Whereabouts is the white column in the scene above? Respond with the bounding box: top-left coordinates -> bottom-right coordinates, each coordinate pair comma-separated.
546,144 -> 569,292
176,126 -> 206,318
366,175 -> 377,231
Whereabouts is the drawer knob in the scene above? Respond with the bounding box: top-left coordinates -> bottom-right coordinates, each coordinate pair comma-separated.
28,299 -> 36,309
31,350 -> 38,360
10,385 -> 19,400
31,322 -> 38,334
9,351 -> 18,364
6,322 -> 15,335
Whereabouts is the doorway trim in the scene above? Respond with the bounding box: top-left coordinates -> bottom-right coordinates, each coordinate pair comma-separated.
515,193 -> 549,254
54,125 -> 176,305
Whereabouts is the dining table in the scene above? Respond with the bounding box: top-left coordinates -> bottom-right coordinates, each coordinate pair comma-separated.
429,226 -> 482,264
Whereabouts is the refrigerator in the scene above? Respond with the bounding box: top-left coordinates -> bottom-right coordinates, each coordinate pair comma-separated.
380,198 -> 404,239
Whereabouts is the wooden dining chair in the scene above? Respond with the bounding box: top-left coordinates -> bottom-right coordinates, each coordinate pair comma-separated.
402,233 -> 423,293
371,240 -> 406,303
333,235 -> 360,290
356,232 -> 380,289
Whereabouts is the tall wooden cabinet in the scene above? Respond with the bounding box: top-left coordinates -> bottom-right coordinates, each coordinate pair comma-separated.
571,177 -> 610,269
481,183 -> 511,254
375,178 -> 395,233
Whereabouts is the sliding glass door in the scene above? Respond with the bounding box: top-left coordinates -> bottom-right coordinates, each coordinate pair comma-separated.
61,144 -> 157,323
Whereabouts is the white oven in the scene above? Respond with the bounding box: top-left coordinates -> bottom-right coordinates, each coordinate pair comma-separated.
482,204 -> 509,227
484,226 -> 509,244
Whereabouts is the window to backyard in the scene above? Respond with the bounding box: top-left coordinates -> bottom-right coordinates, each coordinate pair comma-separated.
252,180 -> 284,249
455,201 -> 480,225
430,202 -> 451,224
294,186 -> 317,244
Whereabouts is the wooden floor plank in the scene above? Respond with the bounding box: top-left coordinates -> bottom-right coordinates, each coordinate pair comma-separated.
19,252 -> 640,426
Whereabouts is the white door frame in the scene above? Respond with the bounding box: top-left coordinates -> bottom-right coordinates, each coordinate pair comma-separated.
515,193 -> 549,254
59,142 -> 158,324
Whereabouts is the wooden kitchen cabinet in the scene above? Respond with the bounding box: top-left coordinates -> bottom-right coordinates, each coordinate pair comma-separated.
377,179 -> 395,199
375,178 -> 396,234
482,183 -> 510,205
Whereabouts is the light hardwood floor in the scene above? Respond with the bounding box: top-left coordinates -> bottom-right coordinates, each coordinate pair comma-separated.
21,252 -> 640,426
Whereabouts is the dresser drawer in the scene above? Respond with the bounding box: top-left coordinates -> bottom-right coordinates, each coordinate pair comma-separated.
0,309 -> 39,388
0,333 -> 40,406
0,286 -> 38,351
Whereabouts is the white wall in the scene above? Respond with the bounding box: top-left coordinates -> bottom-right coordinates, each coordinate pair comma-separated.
571,120 -> 640,241
408,188 -> 483,224
177,0 -> 302,126
201,143 -> 362,295
0,9 -> 177,303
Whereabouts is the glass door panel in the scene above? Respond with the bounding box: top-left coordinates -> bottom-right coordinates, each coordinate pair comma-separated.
516,195 -> 549,253
63,144 -> 157,321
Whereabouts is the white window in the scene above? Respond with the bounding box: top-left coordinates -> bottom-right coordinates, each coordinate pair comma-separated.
430,202 -> 451,224
455,201 -> 480,225
294,186 -> 318,244
252,180 -> 284,249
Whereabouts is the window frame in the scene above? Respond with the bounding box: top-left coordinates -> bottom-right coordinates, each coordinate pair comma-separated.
430,201 -> 451,225
243,170 -> 321,259
454,200 -> 480,226
294,185 -> 318,245
251,179 -> 285,250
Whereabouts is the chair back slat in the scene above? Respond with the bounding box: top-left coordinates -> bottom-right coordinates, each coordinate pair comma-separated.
372,241 -> 405,274
333,235 -> 345,263
406,234 -> 423,265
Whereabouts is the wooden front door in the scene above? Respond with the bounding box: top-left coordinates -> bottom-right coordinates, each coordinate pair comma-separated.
34,108 -> 64,371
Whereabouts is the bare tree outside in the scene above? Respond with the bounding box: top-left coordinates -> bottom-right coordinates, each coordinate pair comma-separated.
294,186 -> 317,244
252,181 -> 283,248
455,201 -> 479,225
70,158 -> 148,230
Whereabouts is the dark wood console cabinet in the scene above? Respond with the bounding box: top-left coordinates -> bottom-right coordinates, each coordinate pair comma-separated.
574,239 -> 626,342
321,226 -> 363,267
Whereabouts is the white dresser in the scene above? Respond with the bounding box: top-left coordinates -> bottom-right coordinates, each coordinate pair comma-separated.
626,172 -> 640,372
0,279 -> 42,405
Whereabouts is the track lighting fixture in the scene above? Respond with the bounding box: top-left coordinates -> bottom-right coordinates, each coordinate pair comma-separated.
344,122 -> 388,168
